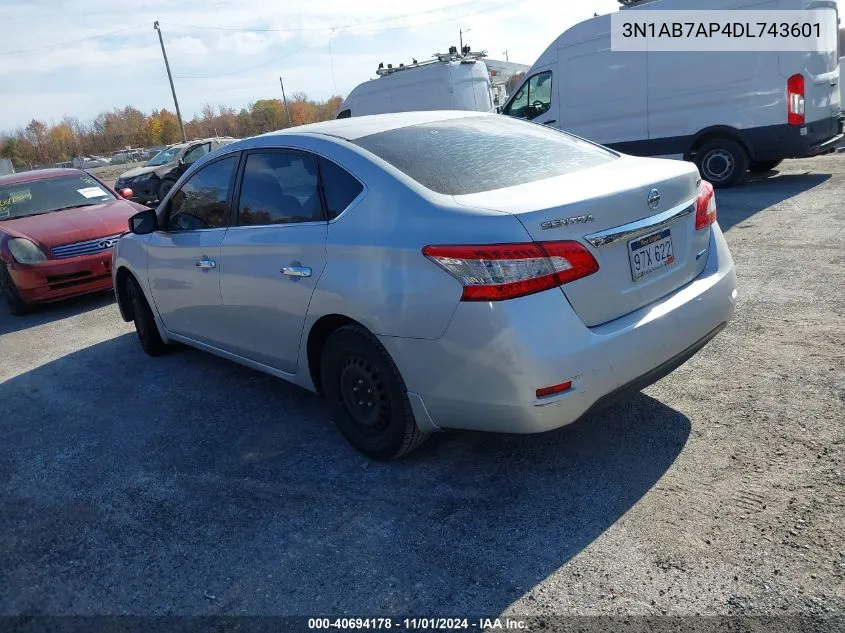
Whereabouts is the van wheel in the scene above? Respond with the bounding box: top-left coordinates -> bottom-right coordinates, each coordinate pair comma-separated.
749,159 -> 783,173
125,275 -> 167,356
320,324 -> 429,460
694,138 -> 749,188
0,263 -> 31,316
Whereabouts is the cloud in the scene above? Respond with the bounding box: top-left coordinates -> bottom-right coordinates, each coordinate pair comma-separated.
0,0 -> 623,130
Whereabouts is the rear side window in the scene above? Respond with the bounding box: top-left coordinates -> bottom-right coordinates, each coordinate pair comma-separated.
319,158 -> 363,219
237,151 -> 323,226
350,115 -> 615,195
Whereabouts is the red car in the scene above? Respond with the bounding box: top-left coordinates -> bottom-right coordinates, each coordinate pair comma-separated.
0,168 -> 143,315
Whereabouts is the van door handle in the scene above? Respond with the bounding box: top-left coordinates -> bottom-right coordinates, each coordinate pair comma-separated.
281,265 -> 312,278
195,257 -> 216,270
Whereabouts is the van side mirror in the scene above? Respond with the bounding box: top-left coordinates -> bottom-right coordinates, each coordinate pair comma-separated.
129,208 -> 157,235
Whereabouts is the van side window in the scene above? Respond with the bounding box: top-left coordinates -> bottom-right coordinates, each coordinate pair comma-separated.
503,71 -> 553,121
337,109 -> 351,119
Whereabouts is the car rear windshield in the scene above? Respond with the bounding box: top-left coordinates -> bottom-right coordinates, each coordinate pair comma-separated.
349,116 -> 617,195
0,175 -> 115,220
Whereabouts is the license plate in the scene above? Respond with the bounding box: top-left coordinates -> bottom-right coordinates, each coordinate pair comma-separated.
629,228 -> 674,281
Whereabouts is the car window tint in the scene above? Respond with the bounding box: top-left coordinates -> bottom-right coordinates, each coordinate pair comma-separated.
183,143 -> 211,165
319,158 -> 363,219
237,152 -> 323,226
351,115 -> 615,195
168,156 -> 236,231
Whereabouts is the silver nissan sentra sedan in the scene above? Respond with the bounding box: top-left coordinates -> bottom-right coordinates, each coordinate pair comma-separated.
113,111 -> 737,460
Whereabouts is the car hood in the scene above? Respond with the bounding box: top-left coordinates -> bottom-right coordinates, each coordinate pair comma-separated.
0,199 -> 143,250
118,164 -> 164,179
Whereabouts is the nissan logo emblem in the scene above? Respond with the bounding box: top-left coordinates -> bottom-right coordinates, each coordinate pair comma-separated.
647,189 -> 661,210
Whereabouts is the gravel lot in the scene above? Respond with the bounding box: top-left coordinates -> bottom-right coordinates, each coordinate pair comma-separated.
1,157 -> 843,624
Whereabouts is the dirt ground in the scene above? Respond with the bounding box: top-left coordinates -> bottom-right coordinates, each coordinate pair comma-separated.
0,157 -> 843,627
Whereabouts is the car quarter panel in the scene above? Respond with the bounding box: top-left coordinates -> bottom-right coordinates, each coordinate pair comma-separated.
377,223 -> 736,433
288,136 -> 535,343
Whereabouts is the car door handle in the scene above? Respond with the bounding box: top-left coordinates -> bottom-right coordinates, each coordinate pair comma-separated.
196,257 -> 217,270
281,265 -> 312,278
542,120 -> 557,126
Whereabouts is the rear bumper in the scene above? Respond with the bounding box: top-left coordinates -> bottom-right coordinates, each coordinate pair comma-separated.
743,115 -> 844,160
8,251 -> 114,305
380,223 -> 737,434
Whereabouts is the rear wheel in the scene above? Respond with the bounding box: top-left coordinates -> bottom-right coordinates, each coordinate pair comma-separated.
694,138 -> 749,188
320,324 -> 428,460
125,275 -> 167,356
0,263 -> 30,316
749,159 -> 783,173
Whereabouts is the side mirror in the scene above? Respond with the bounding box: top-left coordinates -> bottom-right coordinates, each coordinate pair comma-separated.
129,208 -> 157,235
118,188 -> 134,199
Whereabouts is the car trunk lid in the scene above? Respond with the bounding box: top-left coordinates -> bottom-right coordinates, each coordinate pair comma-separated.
452,155 -> 710,326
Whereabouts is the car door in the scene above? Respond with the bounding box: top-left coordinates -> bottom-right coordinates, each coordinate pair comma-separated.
218,149 -> 339,374
146,153 -> 240,349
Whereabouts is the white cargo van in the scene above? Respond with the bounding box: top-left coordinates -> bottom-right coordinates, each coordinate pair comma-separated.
502,0 -> 843,186
337,51 -> 495,119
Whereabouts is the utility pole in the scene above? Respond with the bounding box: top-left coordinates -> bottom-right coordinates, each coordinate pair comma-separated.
153,21 -> 186,142
279,77 -> 293,127
503,50 -> 509,62
460,28 -> 471,54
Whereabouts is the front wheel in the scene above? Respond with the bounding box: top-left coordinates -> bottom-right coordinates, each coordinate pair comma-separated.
125,275 -> 168,356
694,138 -> 749,188
320,324 -> 428,460
0,263 -> 31,316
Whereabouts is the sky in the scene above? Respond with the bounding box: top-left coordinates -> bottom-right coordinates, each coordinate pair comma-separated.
0,0 -> 622,131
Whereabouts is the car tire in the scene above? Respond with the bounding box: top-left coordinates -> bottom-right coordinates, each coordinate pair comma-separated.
0,263 -> 31,316
694,138 -> 749,188
125,275 -> 167,356
749,159 -> 783,173
320,324 -> 429,460
157,179 -> 176,202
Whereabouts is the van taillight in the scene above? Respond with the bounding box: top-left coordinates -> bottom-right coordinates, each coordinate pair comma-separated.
695,180 -> 717,230
788,73 -> 805,126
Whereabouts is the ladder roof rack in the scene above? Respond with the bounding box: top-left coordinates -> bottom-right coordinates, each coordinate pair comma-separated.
376,48 -> 488,76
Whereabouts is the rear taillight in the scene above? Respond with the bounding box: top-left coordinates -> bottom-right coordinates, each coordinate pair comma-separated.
695,180 -> 717,230
788,73 -> 805,126
422,241 -> 599,301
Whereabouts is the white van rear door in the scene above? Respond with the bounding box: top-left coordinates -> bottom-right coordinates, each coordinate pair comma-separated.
782,2 -> 841,123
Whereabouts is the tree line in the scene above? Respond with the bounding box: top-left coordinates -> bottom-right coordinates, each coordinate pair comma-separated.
0,94 -> 343,168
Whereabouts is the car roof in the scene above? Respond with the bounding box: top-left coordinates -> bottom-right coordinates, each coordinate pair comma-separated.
261,110 -> 490,141
0,168 -> 88,186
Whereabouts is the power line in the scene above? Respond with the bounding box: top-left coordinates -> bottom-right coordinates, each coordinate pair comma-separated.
175,40 -> 325,79
0,23 -> 146,56
174,0 -> 522,80
164,0 -> 491,34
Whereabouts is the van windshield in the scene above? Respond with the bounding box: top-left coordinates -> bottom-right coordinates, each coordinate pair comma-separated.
350,115 -> 616,195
